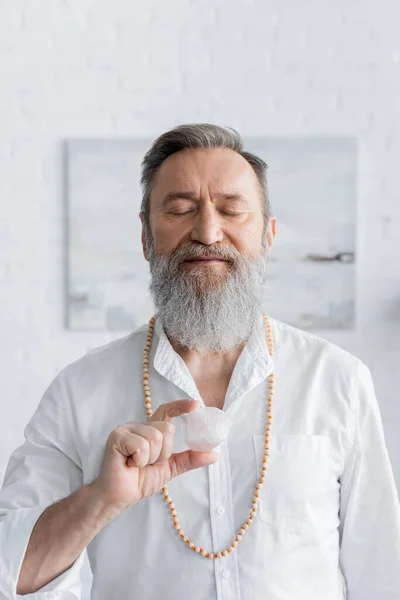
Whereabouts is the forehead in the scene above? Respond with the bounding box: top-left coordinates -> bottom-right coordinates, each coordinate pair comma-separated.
150,147 -> 261,200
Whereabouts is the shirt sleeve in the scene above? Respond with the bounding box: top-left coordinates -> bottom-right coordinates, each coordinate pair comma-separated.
338,359 -> 400,599
0,370 -> 86,599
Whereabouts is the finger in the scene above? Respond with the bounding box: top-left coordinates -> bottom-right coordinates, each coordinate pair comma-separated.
149,421 -> 175,462
112,431 -> 150,468
150,399 -> 201,423
118,423 -> 166,465
119,422 -> 175,464
131,421 -> 175,463
169,449 -> 217,479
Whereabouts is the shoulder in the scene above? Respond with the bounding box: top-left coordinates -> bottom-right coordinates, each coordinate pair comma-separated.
269,316 -> 365,378
60,322 -> 149,391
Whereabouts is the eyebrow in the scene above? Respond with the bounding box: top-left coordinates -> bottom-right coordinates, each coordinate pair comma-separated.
160,191 -> 247,207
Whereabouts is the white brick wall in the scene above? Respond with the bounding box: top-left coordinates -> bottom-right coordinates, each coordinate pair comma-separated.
1,1 -> 399,591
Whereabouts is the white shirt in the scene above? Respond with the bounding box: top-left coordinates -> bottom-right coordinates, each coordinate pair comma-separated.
0,314 -> 399,600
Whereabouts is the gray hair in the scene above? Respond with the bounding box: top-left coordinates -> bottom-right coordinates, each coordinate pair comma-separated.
140,123 -> 271,243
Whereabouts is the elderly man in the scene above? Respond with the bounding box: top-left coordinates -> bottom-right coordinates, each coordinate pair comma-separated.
0,124 -> 399,600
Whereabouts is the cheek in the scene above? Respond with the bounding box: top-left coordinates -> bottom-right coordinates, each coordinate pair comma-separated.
152,220 -> 187,254
232,221 -> 264,254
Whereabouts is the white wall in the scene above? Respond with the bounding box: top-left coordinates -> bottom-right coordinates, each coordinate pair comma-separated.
1,0 -> 399,592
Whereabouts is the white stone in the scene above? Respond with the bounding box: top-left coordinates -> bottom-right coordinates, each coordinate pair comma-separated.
184,406 -> 232,452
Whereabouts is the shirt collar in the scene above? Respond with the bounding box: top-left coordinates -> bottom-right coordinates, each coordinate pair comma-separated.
151,312 -> 274,407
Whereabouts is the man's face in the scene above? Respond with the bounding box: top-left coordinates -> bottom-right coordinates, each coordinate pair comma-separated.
140,147 -> 275,270
139,147 -> 276,354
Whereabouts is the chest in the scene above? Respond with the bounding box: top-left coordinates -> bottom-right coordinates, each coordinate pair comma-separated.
195,378 -> 230,409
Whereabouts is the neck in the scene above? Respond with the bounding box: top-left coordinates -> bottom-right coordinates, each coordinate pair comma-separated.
166,333 -> 248,382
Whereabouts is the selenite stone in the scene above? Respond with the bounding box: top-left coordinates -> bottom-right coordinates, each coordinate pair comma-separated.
184,406 -> 232,452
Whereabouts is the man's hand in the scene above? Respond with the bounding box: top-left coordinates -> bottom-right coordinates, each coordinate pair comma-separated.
89,400 -> 217,512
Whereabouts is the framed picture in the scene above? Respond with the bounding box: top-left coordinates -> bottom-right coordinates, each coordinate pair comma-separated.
65,137 -> 356,331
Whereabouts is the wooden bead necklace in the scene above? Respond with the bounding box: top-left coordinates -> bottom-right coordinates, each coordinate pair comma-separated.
143,312 -> 275,559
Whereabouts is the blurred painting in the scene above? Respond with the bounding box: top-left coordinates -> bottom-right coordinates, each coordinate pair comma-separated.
66,137 -> 356,331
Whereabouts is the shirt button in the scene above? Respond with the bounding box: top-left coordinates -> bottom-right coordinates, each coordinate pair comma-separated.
216,505 -> 225,516
221,568 -> 230,580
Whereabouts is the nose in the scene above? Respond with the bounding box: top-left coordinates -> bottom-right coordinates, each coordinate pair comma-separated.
190,204 -> 224,246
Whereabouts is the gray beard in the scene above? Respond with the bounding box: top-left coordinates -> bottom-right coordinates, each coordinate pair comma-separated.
146,234 -> 269,356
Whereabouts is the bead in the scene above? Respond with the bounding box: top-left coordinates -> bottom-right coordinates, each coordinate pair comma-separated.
217,551 -> 223,558
195,547 -> 201,553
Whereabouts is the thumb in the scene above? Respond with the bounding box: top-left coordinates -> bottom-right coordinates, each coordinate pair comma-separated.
169,449 -> 217,479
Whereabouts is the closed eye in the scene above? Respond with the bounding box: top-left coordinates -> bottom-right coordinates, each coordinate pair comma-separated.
168,210 -> 242,216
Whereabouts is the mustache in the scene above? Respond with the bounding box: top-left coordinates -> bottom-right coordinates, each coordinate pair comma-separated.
171,244 -> 238,264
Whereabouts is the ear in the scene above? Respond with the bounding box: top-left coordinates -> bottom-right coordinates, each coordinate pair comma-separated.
266,216 -> 277,253
139,212 -> 149,262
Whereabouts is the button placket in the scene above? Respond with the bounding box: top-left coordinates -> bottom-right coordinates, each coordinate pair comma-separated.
221,567 -> 230,579
208,440 -> 241,600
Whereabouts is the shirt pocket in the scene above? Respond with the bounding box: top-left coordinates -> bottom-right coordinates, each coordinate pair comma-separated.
253,433 -> 331,536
